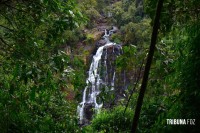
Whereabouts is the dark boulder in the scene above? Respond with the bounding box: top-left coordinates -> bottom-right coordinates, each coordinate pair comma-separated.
96,39 -> 107,47
84,103 -> 94,121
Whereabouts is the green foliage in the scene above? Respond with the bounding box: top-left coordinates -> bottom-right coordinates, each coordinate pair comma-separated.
87,106 -> 133,133
84,33 -> 95,45
137,94 -> 168,133
95,0 -> 107,13
137,0 -> 200,132
0,0 -> 199,132
106,0 -> 143,27
116,45 -> 137,70
107,1 -> 125,26
78,0 -> 101,28
0,81 -> 79,132
70,56 -> 87,101
0,0 -> 85,132
63,28 -> 85,47
145,0 -> 200,32
121,18 -> 151,45
110,33 -> 123,44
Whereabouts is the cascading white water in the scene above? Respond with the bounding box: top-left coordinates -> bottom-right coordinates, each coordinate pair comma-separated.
77,27 -> 119,125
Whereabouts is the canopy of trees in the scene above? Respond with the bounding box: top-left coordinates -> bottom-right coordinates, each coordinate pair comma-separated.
0,0 -> 199,132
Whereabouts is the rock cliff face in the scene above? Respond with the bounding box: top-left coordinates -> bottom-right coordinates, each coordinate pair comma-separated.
78,44 -> 123,126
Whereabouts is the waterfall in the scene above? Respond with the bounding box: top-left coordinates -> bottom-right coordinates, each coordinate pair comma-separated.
77,27 -> 121,125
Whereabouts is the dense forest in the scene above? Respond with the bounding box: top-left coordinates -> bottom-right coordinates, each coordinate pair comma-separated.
0,0 -> 199,132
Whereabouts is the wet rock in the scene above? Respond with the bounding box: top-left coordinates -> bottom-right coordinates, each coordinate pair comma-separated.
103,44 -> 122,55
114,44 -> 123,55
97,26 -> 112,32
97,18 -> 107,24
96,39 -> 107,47
111,26 -> 118,33
84,103 -> 94,121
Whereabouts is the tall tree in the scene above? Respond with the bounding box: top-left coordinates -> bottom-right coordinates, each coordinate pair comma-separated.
131,0 -> 164,132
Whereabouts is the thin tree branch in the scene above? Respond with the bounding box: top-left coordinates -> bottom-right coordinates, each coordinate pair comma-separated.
0,37 -> 9,46
0,36 -> 12,55
123,59 -> 144,115
131,0 -> 164,132
2,2 -> 27,13
0,24 -> 14,31
0,11 -> 18,30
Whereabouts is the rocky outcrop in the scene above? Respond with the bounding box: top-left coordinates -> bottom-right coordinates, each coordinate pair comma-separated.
96,39 -> 107,47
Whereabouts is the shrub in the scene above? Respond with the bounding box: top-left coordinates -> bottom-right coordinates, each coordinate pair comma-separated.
89,106 -> 133,133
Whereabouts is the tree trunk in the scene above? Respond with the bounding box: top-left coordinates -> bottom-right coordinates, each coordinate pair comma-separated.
131,0 -> 164,132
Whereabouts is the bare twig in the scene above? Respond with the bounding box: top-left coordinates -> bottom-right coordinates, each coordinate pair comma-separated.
0,24 -> 14,31
123,59 -> 144,115
0,11 -> 18,30
0,37 -> 9,46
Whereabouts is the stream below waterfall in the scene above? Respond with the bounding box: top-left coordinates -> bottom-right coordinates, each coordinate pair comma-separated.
77,27 -> 122,125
